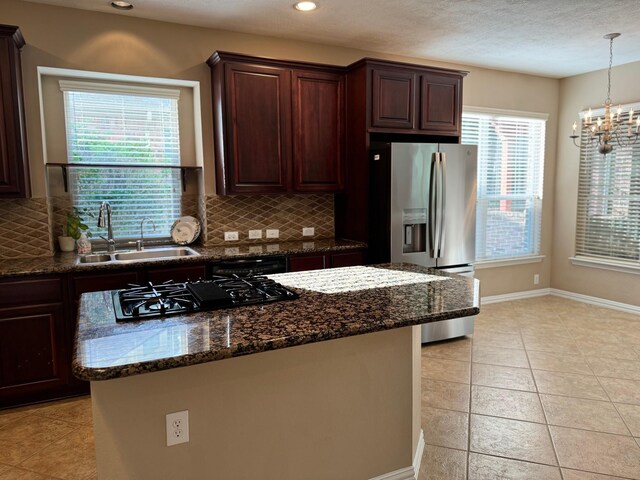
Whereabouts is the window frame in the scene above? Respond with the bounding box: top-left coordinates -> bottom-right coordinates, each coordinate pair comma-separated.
462,106 -> 548,266
37,67 -> 203,244
571,101 -> 640,274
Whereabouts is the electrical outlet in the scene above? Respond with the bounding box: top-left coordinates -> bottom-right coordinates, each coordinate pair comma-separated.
266,243 -> 279,252
166,410 -> 189,446
249,245 -> 263,254
224,231 -> 239,241
266,229 -> 279,239
302,227 -> 315,237
533,274 -> 540,285
248,229 -> 262,239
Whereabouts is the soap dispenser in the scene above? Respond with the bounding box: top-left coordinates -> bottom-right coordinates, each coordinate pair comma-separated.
77,232 -> 92,254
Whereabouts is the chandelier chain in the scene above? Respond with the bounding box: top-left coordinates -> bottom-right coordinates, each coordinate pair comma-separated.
606,36 -> 613,103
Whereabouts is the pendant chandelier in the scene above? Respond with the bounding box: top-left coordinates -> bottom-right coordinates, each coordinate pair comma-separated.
570,33 -> 640,155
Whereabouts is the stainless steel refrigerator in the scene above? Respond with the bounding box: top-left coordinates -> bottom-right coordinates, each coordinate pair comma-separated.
368,142 -> 477,343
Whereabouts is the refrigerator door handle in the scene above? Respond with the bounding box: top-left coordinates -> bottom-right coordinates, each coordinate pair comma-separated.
437,152 -> 447,258
429,152 -> 439,258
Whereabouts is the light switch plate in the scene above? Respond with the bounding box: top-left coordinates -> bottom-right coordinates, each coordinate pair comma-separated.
224,231 -> 239,241
302,227 -> 315,237
248,229 -> 262,239
266,229 -> 279,239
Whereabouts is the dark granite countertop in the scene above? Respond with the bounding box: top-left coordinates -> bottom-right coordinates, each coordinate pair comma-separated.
0,238 -> 366,277
73,263 -> 480,381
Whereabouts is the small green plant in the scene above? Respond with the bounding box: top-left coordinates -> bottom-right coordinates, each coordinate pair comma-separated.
64,207 -> 93,240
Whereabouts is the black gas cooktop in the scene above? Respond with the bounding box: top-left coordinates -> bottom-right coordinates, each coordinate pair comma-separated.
112,275 -> 298,322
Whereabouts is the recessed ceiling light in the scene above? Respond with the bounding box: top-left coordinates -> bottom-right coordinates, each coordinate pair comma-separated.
294,1 -> 317,12
110,0 -> 134,10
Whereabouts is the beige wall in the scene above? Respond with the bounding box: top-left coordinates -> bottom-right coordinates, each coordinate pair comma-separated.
91,327 -> 416,479
553,61 -> 640,306
0,0 -> 561,295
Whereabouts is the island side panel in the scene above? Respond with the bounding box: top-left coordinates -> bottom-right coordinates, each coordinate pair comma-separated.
91,327 -> 416,480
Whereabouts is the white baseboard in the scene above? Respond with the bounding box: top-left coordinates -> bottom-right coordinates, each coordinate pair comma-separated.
549,288 -> 640,315
481,287 -> 640,316
481,288 -> 551,304
369,430 -> 424,480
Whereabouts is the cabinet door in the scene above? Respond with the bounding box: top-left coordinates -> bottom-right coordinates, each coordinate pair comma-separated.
0,304 -> 68,407
292,70 -> 344,192
419,72 -> 462,135
330,251 -> 366,268
0,26 -> 29,198
224,63 -> 292,193
288,254 -> 327,272
371,68 -> 417,129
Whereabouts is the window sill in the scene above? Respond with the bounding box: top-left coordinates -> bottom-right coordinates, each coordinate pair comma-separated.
475,255 -> 545,269
569,256 -> 640,275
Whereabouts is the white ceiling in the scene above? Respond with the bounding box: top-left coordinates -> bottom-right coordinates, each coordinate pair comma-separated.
22,0 -> 640,78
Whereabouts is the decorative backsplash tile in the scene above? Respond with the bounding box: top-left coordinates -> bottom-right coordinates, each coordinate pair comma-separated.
0,198 -> 54,259
0,193 -> 335,258
204,194 -> 334,245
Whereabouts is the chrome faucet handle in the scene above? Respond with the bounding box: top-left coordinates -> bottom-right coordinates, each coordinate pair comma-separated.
99,235 -> 116,253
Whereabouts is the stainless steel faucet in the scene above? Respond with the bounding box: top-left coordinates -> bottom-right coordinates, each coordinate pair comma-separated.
136,217 -> 156,251
97,201 -> 116,253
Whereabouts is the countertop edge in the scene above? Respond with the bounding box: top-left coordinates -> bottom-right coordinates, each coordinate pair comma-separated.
0,239 -> 367,277
71,305 -> 480,382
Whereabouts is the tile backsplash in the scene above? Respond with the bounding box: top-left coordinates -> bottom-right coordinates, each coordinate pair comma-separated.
203,194 -> 334,245
0,193 -> 335,259
0,198 -> 54,259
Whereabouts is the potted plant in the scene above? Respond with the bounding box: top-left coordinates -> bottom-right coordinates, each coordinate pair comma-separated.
58,207 -> 92,252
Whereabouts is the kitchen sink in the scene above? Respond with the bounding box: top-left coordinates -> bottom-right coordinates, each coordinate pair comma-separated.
76,247 -> 200,265
78,254 -> 112,264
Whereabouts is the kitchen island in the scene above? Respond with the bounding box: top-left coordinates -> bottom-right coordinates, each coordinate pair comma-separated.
74,264 -> 479,480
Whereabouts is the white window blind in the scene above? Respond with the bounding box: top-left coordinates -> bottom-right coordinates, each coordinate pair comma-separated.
462,109 -> 546,261
575,105 -> 640,264
61,81 -> 182,240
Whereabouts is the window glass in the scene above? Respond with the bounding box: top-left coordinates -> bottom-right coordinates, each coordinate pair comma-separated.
462,110 -> 546,261
575,106 -> 640,263
62,83 -> 181,239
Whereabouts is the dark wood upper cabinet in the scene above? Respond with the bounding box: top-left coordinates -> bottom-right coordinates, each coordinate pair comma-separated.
367,61 -> 465,137
419,72 -> 462,135
208,52 -> 345,195
292,70 -> 344,192
371,69 -> 417,129
0,25 -> 30,198
222,62 -> 291,194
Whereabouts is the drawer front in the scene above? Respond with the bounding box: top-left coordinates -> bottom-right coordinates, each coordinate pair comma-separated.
0,276 -> 64,307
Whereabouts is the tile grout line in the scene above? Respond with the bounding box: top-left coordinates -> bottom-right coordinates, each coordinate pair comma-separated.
516,316 -> 564,478
562,315 -> 639,443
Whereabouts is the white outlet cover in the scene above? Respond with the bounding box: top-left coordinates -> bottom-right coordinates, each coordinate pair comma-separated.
166,410 -> 189,446
224,231 -> 239,241
302,227 -> 315,236
266,229 -> 279,239
248,229 -> 262,239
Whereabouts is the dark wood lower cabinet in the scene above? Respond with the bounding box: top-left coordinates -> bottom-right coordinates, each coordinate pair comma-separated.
0,276 -> 68,408
330,251 -> 366,268
0,263 -> 209,409
287,250 -> 366,272
288,254 -> 327,272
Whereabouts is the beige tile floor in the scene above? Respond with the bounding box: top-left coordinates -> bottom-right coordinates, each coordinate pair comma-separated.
1,296 -> 639,479
419,296 -> 640,480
